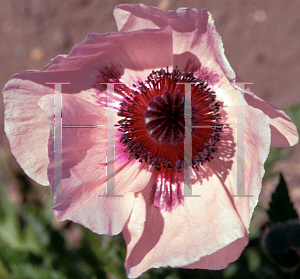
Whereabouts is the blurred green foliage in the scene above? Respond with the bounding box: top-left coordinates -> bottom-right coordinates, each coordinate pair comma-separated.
1,167 -> 299,279
263,103 -> 300,181
285,104 -> 300,132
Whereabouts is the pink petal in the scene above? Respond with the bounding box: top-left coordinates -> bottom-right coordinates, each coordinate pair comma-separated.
113,4 -> 165,32
172,10 -> 235,81
114,5 -> 235,81
44,28 -> 173,79
243,87 -> 298,147
64,193 -> 135,236
114,4 -> 207,33
227,105 -> 271,229
3,25 -> 172,188
42,27 -> 173,102
184,105 -> 271,270
3,77 -> 51,185
232,75 -> 298,148
38,93 -> 152,235
3,24 -> 174,236
183,237 -> 248,269
122,105 -> 271,277
123,177 -> 247,278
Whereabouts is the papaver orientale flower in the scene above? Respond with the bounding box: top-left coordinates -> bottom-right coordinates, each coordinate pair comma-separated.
2,4 -> 298,278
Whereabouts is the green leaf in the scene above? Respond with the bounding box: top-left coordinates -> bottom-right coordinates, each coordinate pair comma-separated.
285,103 -> 300,132
263,147 -> 281,181
10,263 -> 67,279
267,174 -> 298,224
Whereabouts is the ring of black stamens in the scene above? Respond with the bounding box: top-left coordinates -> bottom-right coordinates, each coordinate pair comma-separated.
116,67 -> 223,173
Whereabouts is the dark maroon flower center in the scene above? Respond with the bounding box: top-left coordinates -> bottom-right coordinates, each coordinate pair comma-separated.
143,90 -> 201,146
116,67 -> 223,174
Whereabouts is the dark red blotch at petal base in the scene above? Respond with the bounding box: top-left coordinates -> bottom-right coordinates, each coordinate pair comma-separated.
114,67 -> 224,210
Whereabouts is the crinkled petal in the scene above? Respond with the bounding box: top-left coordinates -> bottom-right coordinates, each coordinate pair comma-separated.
44,27 -> 173,83
123,174 -> 247,278
122,106 -> 271,277
183,237 -> 248,269
38,93 -> 152,235
114,4 -> 235,81
232,76 -> 298,147
3,78 -> 51,185
243,90 -> 298,148
223,105 -> 271,229
2,25 -> 173,186
183,106 -> 271,270
66,192 -> 135,236
172,10 -> 235,81
114,4 -> 208,33
114,4 -> 167,32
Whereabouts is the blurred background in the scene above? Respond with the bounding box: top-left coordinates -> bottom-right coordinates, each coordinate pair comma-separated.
0,0 -> 300,278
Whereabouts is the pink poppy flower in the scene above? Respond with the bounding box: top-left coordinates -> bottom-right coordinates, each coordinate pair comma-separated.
2,3 -> 298,278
